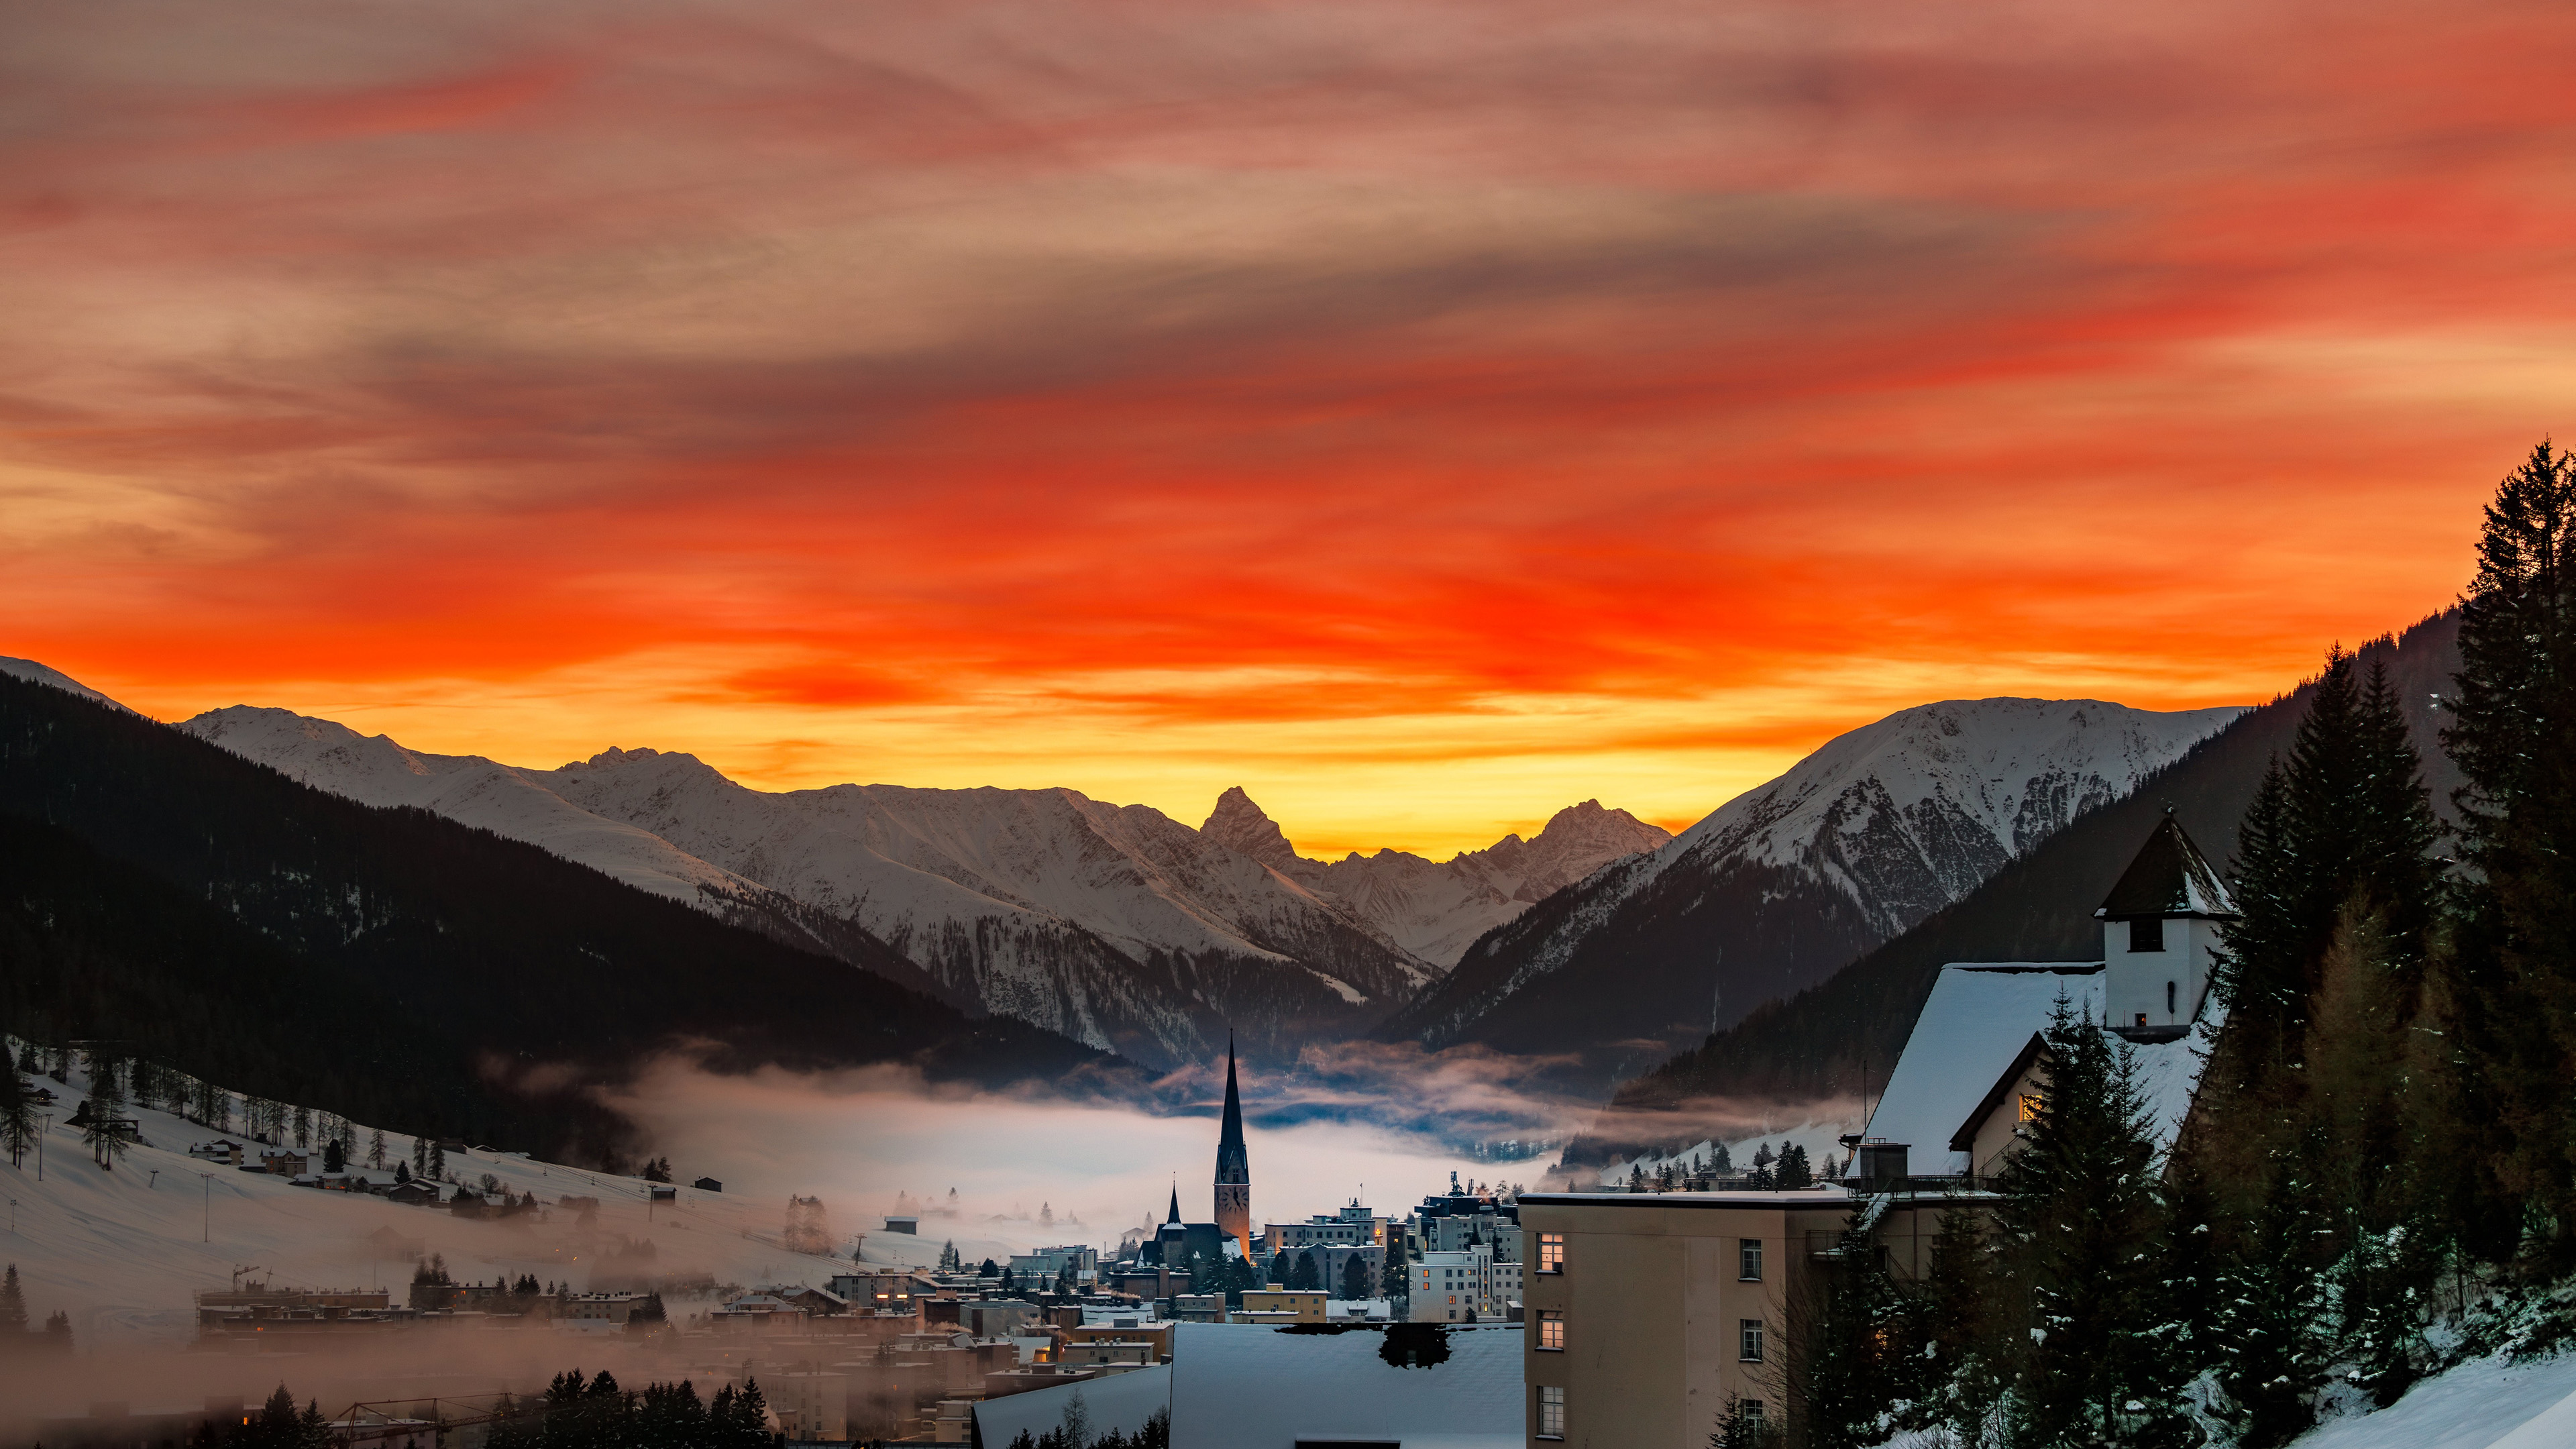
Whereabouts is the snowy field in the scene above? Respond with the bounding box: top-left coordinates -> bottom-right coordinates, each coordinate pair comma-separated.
0,1057 -> 1506,1347
2286,1351 -> 2576,1449
0,1052 -> 1518,1432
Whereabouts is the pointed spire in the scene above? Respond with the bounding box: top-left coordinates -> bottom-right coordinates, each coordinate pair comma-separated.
1213,1030 -> 1250,1256
1219,1030 -> 1246,1160
1167,1181 -> 1181,1225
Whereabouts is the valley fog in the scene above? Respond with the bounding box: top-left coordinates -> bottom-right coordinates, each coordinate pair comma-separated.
602,1055 -> 1565,1252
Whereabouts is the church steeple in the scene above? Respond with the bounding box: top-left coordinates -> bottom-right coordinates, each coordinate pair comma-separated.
1213,1031 -> 1252,1258
1166,1182 -> 1181,1226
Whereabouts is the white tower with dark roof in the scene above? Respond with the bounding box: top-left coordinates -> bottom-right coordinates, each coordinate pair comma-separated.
2094,812 -> 2237,1040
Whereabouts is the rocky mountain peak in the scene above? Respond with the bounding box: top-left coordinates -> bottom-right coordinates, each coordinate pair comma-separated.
1201,786 -> 1303,872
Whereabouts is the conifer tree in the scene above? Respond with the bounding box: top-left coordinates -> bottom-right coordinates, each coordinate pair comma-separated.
1911,1204 -> 2006,1443
0,1066 -> 34,1169
2443,438 -> 2576,1265
1801,1197 -> 1918,1448
725,1377 -> 770,1446
1993,997 -> 2188,1446
0,1263 -> 25,1334
1775,1144 -> 1813,1189
82,1071 -> 129,1169
1340,1252 -> 1373,1301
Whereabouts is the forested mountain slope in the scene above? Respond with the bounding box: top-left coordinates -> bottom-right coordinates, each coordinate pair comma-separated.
0,672 -> 1118,1165
1379,697 -> 2241,1089
1570,608 -> 2461,1164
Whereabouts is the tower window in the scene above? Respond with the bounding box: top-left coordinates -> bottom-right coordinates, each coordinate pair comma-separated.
1538,1309 -> 1565,1350
1538,1386 -> 1565,1439
1538,1232 -> 1565,1273
2129,917 -> 2165,953
1739,1320 -> 1766,1363
1739,1239 -> 1763,1281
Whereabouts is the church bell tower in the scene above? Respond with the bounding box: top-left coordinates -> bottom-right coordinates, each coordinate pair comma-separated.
1213,1033 -> 1252,1258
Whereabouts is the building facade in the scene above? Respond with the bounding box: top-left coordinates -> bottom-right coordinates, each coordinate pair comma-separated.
1515,1189 -> 1962,1447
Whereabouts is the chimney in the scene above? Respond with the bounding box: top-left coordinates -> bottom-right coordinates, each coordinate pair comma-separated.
1856,1141 -> 1909,1192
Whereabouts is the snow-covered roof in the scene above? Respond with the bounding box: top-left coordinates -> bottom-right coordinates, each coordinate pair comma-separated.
1853,965 -> 2106,1177
1166,1322 -> 1524,1449
2096,814 -> 2235,918
1853,962 -> 2217,1177
972,1365 -> 1171,1449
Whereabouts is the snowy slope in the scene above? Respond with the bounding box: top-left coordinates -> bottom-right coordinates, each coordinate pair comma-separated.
174,706 -> 1440,1065
181,708 -> 761,905
2287,1350 -> 2576,1449
1382,698 -> 2243,1075
1203,791 -> 1672,967
0,655 -> 133,713
537,749 -> 1436,1061
1613,697 -> 2243,943
0,1064 -> 975,1358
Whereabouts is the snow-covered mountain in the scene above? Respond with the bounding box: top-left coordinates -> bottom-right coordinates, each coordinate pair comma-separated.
173,702 -> 1674,1067
1377,698 -> 2243,1084
1203,789 -> 1672,966
1,655 -> 133,713
182,708 -> 764,904
535,749 -> 1438,1063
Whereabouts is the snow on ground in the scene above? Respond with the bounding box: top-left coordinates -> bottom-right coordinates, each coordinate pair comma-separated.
1593,1118 -> 1862,1187
2288,1351 -> 2576,1449
0,1066 -> 1012,1351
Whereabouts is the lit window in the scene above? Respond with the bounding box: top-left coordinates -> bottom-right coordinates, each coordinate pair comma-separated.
1738,1239 -> 1762,1282
1538,1233 -> 1565,1273
1538,1309 -> 1564,1350
2018,1093 -> 2044,1124
1739,1320 -> 1764,1363
1538,1386 -> 1565,1439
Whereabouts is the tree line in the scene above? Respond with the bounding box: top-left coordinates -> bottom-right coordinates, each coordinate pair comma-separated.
1770,442 -> 2576,1448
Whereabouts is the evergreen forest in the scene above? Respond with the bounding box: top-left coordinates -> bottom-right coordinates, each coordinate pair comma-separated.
1766,442 -> 2576,1447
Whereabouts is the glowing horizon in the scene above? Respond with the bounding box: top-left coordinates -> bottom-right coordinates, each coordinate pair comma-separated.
2,0 -> 2540,858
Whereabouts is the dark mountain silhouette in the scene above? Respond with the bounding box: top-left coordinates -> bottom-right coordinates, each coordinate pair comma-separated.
0,672 -> 1125,1165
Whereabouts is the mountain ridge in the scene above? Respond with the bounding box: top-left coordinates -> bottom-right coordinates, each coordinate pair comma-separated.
1375,696 -> 2244,1088
1569,610 -> 2463,1165
168,704 -> 1670,1067
0,670 -> 1118,1166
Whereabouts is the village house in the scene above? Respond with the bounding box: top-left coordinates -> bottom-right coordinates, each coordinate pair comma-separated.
1846,813 -> 2232,1187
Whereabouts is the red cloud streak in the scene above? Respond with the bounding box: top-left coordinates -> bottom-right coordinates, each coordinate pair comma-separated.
1,0 -> 2565,847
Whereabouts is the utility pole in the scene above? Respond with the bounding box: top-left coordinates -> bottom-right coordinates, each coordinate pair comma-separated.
34,1114 -> 48,1182
201,1173 -> 213,1242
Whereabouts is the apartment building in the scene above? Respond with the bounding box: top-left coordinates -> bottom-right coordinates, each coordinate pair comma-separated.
1516,1188 -> 1956,1447
1410,1243 -> 1514,1322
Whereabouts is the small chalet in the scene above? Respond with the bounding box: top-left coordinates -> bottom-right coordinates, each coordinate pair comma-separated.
256,1146 -> 310,1176
1848,814 -> 2237,1183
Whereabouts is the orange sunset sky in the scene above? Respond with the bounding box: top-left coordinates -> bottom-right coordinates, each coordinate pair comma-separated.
3,0 -> 2567,857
